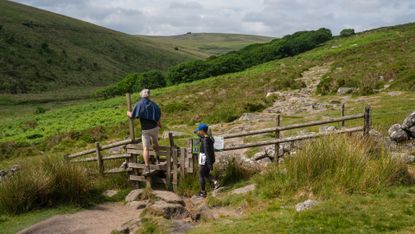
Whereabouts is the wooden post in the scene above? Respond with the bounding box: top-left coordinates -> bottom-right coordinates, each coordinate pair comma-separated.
364,106 -> 371,136
95,142 -> 104,176
126,93 -> 135,142
188,139 -> 195,173
341,103 -> 345,128
172,148 -> 178,192
274,114 -> 281,160
166,132 -> 175,190
180,148 -> 186,179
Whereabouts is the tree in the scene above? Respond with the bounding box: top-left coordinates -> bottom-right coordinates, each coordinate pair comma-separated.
340,28 -> 355,37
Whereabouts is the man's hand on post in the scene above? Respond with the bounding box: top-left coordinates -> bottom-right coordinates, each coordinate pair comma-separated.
127,111 -> 132,118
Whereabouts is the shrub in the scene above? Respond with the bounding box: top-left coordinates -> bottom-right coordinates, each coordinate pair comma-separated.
0,157 -> 91,214
340,28 -> 355,37
255,135 -> 412,198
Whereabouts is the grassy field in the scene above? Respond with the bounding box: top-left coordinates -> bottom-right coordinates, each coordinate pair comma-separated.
141,33 -> 273,58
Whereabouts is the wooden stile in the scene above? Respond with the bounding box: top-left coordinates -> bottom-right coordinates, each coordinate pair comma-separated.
341,103 -> 345,128
95,142 -> 104,176
275,114 -> 281,160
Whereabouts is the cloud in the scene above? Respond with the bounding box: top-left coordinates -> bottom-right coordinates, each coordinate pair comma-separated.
12,0 -> 415,36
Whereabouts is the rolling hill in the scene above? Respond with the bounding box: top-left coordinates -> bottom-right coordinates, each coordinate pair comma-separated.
0,0 -> 195,94
140,33 -> 273,58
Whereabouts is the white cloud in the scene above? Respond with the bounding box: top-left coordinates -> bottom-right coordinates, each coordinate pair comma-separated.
12,0 -> 415,36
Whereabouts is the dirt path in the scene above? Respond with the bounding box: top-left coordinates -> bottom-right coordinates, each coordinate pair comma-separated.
18,203 -> 140,234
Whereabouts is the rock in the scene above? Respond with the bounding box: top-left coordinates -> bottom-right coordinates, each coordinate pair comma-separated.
153,190 -> 184,205
117,217 -> 140,234
406,155 -> 415,164
162,131 -> 186,139
147,200 -> 187,219
402,111 -> 415,130
319,126 -> 337,133
239,113 -> 256,121
231,184 -> 256,195
126,200 -> 148,210
388,124 -> 409,142
125,189 -> 143,202
408,126 -> 415,138
103,189 -> 118,198
337,87 -> 354,95
295,199 -> 319,212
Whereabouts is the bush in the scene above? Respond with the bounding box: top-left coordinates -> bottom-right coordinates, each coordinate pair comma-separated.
255,135 -> 412,198
0,157 -> 91,214
340,28 -> 355,37
96,70 -> 166,98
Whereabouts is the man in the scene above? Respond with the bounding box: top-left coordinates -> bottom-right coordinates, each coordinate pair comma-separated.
127,89 -> 161,174
194,123 -> 220,197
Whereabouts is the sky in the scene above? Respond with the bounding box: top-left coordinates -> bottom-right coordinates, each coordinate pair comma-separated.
13,0 -> 415,37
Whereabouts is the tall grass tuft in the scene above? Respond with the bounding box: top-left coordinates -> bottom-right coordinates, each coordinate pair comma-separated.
0,157 -> 91,214
256,135 -> 413,198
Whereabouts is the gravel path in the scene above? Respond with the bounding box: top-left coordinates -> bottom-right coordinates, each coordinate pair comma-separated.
18,203 -> 140,234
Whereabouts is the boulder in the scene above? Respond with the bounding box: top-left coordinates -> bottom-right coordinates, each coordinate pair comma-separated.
153,190 -> 184,205
126,200 -> 148,210
147,200 -> 188,219
103,189 -> 118,198
388,124 -> 409,142
409,126 -> 415,138
231,184 -> 256,195
125,189 -> 143,202
337,87 -> 354,95
402,111 -> 415,130
239,113 -> 257,121
295,199 -> 319,212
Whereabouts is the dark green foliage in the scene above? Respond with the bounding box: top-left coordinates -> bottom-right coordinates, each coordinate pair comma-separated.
167,28 -> 332,84
340,28 -> 356,37
95,70 -> 166,98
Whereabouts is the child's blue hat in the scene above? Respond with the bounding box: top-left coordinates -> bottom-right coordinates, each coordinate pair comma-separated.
194,123 -> 208,133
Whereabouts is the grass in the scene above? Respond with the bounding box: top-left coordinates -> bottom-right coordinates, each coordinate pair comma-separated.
0,1 -> 194,94
0,157 -> 91,214
141,33 -> 273,58
2,22 -> 415,161
0,205 -> 81,234
190,186 -> 415,233
189,135 -> 415,233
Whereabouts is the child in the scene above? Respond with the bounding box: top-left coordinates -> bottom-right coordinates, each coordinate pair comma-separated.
194,123 -> 220,197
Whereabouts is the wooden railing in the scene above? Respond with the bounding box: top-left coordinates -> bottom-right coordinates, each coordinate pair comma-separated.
219,105 -> 371,154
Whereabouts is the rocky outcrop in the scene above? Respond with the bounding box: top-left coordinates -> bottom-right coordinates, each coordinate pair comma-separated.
337,87 -> 354,95
231,184 -> 256,195
147,200 -> 188,219
295,199 -> 319,212
125,189 -> 144,202
388,111 -> 415,142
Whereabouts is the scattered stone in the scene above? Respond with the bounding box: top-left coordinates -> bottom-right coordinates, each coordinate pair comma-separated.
231,184 -> 256,195
162,131 -> 186,139
103,189 -> 118,198
295,199 -> 319,212
153,190 -> 184,205
117,218 -> 141,234
337,87 -> 354,95
408,126 -> 415,138
402,111 -> 415,130
388,124 -> 409,142
319,126 -> 337,133
147,200 -> 188,219
125,189 -> 143,202
391,153 -> 415,164
126,200 -> 148,210
0,165 -> 21,182
239,113 -> 256,121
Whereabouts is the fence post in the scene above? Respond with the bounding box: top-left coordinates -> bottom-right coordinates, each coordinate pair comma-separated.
188,139 -> 195,174
364,106 -> 371,136
341,103 -> 345,128
95,142 -> 104,176
126,93 -> 135,142
274,114 -> 281,160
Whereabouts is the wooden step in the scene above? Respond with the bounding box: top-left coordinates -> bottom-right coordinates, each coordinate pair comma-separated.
104,167 -> 132,174
129,175 -> 167,184
128,162 -> 167,170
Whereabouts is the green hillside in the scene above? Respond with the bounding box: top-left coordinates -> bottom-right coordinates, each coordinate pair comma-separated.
0,0 -> 195,94
1,22 -> 415,160
141,33 -> 273,58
